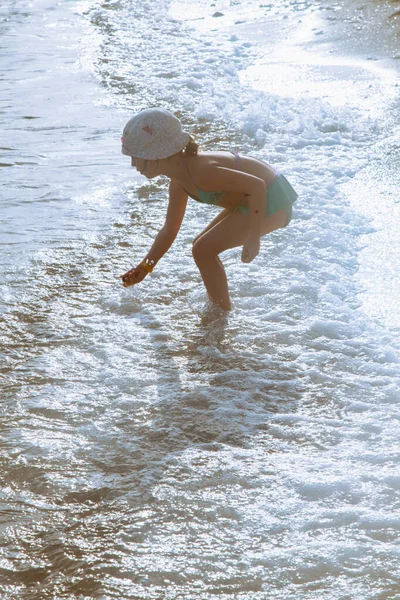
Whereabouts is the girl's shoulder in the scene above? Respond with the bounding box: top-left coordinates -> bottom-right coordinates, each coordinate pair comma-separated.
192,150 -> 237,170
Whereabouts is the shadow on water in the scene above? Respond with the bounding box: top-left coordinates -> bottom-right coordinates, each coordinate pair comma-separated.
12,308 -> 246,596
112,300 -> 304,458
64,295 -> 303,483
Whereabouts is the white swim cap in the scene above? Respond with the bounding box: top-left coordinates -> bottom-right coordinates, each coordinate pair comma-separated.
121,108 -> 190,160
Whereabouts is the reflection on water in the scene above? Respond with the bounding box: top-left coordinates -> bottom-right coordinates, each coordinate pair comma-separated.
1,0 -> 400,598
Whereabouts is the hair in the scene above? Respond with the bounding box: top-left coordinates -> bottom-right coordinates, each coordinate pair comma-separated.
183,136 -> 199,156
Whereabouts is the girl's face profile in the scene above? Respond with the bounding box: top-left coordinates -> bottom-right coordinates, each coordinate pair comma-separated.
130,157 -> 159,179
130,157 -> 146,173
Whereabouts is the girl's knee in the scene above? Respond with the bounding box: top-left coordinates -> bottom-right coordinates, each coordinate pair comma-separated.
192,238 -> 204,263
192,237 -> 215,264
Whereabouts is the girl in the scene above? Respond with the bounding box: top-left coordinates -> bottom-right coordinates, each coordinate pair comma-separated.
120,108 -> 297,311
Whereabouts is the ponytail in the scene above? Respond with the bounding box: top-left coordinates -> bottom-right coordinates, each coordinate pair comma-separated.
183,136 -> 199,156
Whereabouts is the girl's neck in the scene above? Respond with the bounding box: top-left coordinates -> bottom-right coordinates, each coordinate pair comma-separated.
161,152 -> 196,181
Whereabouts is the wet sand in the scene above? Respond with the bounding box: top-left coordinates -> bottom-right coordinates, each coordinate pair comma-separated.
318,0 -> 400,60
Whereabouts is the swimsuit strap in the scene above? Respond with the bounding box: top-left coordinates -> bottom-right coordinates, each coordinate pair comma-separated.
231,151 -> 241,170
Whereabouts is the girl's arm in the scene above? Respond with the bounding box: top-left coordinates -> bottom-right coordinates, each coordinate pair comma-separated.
120,181 -> 188,287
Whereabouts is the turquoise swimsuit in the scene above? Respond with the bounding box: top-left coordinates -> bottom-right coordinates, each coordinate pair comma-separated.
183,152 -> 297,226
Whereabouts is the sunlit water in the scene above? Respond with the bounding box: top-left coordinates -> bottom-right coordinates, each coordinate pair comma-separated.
1,0 -> 400,598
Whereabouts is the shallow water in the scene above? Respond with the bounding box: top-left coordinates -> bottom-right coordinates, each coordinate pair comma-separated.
1,0 -> 400,598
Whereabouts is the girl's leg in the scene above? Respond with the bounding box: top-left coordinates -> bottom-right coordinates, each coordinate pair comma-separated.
192,209 -> 286,310
192,208 -> 231,245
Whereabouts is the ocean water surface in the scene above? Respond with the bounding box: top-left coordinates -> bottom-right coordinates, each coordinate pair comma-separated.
1,0 -> 400,598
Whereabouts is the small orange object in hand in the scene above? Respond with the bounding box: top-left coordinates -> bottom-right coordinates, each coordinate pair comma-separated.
120,260 -> 154,288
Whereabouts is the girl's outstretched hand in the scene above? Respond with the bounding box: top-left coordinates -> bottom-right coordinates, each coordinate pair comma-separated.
241,235 -> 260,263
120,264 -> 148,287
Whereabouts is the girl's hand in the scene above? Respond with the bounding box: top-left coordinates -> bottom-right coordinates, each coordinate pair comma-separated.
241,235 -> 260,263
120,264 -> 148,287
